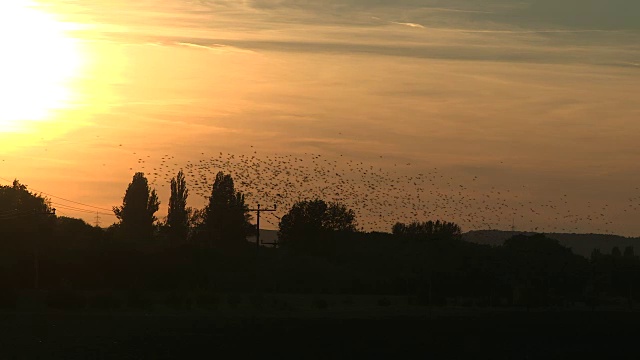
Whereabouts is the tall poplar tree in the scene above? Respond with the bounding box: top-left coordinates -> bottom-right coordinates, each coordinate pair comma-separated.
167,170 -> 189,243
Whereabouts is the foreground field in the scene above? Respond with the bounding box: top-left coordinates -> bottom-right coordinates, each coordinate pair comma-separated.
1,308 -> 638,359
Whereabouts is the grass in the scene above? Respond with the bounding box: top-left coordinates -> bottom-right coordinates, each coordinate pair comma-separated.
1,309 -> 639,359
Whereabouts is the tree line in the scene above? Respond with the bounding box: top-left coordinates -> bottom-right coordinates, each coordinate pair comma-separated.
0,173 -> 638,310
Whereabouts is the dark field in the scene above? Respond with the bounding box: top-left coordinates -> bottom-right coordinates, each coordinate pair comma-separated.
1,308 -> 638,359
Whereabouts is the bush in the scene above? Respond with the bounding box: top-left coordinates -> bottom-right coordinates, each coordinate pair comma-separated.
0,290 -> 17,309
416,292 -> 446,306
313,298 -> 328,310
271,298 -> 293,311
477,298 -> 490,308
88,292 -> 122,310
127,291 -> 153,310
47,289 -> 86,310
378,297 -> 391,307
250,295 -> 265,310
342,296 -> 354,306
166,292 -> 189,310
197,292 -> 220,309
228,294 -> 242,308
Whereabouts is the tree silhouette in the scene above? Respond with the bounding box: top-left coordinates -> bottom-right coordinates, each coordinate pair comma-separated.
167,170 -> 189,243
278,199 -> 356,250
502,233 -> 587,307
0,180 -> 53,215
204,172 -> 250,249
0,180 -> 56,290
53,216 -> 106,251
0,180 -> 56,250
624,246 -> 635,257
392,220 -> 462,242
0,180 -> 56,236
387,220 -> 463,305
113,173 -> 160,242
612,246 -> 622,257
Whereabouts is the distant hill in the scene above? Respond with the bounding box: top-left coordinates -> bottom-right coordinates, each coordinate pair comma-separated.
463,230 -> 640,258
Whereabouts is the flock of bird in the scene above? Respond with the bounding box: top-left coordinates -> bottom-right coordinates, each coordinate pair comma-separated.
121,149 -> 638,235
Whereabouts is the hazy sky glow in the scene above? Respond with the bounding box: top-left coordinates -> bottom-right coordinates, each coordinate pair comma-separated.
0,0 -> 639,235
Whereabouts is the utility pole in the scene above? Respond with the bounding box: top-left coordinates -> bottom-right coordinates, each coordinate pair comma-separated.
248,204 -> 276,297
248,203 -> 277,250
95,211 -> 101,227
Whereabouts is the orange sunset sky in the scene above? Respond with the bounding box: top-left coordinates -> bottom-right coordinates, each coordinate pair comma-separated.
0,0 -> 639,235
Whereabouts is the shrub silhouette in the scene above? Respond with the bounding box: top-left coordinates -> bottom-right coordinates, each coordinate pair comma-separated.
197,292 -> 220,309
127,291 -> 153,310
166,291 -> 189,310
378,297 -> 392,307
0,290 -> 17,309
250,294 -> 266,309
227,294 -> 242,308
88,292 -> 122,310
313,297 -> 328,309
47,289 -> 85,310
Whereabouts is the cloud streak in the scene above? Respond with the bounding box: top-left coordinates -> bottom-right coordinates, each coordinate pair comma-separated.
390,21 -> 425,29
59,0 -> 639,70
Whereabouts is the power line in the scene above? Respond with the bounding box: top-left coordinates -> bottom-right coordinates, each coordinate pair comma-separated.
52,203 -> 114,216
56,209 -> 69,217
0,205 -> 112,220
270,212 -> 281,221
0,176 -> 113,212
0,178 -> 117,222
248,203 -> 277,249
52,202 -> 109,214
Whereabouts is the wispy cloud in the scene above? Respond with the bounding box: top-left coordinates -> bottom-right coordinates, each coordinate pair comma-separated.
173,41 -> 257,54
390,21 -> 425,29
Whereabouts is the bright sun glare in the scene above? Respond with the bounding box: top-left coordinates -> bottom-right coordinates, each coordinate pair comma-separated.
0,0 -> 82,132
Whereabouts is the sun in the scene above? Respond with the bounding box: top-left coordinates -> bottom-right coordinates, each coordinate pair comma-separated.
0,1 -> 83,132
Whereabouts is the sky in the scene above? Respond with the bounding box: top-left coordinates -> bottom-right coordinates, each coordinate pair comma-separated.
0,0 -> 638,235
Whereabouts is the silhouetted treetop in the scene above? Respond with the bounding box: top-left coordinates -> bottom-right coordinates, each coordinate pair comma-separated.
204,172 -> 251,249
624,246 -> 635,258
392,220 -> 462,242
0,179 -> 55,232
612,246 -> 622,257
113,172 -> 159,242
167,170 -> 189,243
0,179 -> 53,215
278,199 -> 357,247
